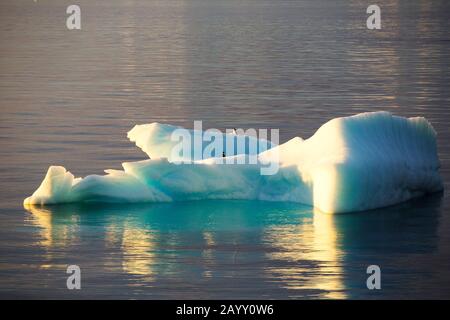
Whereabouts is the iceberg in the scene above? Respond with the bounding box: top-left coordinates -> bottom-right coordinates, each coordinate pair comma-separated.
127,122 -> 275,161
24,112 -> 443,213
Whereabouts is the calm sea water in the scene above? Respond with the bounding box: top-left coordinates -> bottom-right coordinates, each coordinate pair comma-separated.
1,0 -> 450,299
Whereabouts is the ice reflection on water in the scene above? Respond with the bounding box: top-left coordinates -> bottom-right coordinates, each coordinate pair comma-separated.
23,194 -> 443,299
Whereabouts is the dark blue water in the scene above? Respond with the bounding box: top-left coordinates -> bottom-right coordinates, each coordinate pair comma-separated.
1,0 -> 450,299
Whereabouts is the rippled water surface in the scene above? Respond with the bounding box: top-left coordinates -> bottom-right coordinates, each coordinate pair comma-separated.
1,0 -> 450,299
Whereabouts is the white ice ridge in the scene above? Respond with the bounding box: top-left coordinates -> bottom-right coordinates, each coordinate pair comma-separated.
127,122 -> 275,161
24,112 -> 443,213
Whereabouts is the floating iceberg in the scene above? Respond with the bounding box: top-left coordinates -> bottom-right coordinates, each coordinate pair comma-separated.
24,112 -> 443,213
128,122 -> 275,162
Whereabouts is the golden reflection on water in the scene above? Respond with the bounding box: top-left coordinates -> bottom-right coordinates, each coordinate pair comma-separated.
26,204 -> 158,278
264,209 -> 346,299
24,204 -> 80,270
202,231 -> 216,278
25,203 -> 347,297
120,226 -> 156,280
25,205 -> 78,248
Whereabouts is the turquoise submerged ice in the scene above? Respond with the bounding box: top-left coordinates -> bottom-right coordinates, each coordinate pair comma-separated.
24,112 -> 443,213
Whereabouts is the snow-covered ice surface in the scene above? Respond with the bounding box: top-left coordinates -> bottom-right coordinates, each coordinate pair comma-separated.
24,112 -> 443,213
